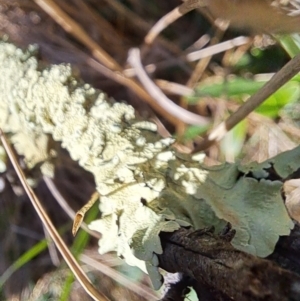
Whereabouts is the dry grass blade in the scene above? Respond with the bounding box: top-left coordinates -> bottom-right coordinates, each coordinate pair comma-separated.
186,24 -> 227,87
193,53 -> 300,152
34,0 -> 121,71
34,0 -> 189,126
73,0 -> 124,47
128,48 -> 210,125
177,22 -> 229,135
144,6 -> 182,45
86,56 -> 184,125
80,254 -> 158,300
144,0 -> 205,45
43,225 -> 61,267
0,128 -> 110,301
186,36 -> 251,62
72,191 -> 99,237
102,0 -> 181,54
43,176 -> 100,239
155,79 -> 194,97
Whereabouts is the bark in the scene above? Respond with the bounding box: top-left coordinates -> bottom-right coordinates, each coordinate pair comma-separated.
158,225 -> 300,301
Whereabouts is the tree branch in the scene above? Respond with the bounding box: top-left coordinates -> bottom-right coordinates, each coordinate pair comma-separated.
158,226 -> 300,301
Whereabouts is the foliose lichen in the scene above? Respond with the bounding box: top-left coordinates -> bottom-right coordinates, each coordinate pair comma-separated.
0,41 -> 294,289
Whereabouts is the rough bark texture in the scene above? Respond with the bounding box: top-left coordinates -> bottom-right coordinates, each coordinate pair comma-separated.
158,225 -> 300,301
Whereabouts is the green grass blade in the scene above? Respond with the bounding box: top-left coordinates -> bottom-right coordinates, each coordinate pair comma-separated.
278,34 -> 300,58
0,239 -> 48,288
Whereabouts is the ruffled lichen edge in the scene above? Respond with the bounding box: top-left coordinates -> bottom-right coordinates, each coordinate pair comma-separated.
0,41 -> 294,289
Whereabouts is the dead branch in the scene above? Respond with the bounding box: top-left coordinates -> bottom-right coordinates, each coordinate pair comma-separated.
158,226 -> 300,301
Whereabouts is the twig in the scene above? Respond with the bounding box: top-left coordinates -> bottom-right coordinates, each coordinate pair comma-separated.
86,57 -> 181,125
186,21 -> 228,88
155,79 -> 194,97
193,53 -> 300,152
178,22 -> 228,137
144,0 -> 206,45
35,0 -> 190,126
186,36 -> 251,62
158,227 -> 300,301
102,0 -> 181,55
34,0 -> 121,71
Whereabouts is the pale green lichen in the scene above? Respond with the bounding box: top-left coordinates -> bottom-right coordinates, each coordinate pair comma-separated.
0,144 -> 6,172
0,41 -> 295,289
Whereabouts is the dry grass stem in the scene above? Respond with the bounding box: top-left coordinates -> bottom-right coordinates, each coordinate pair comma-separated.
43,176 -> 100,239
186,36 -> 251,62
80,254 -> 158,300
193,53 -> 300,152
155,79 -> 194,96
144,0 -> 206,45
85,57 -> 181,125
72,192 -> 99,237
128,48 -> 210,125
35,0 -> 190,126
0,128 -> 110,301
34,0 -> 122,71
103,0 -> 181,54
43,225 -> 61,267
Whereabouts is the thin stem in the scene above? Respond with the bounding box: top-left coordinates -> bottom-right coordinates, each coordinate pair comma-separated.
0,129 -> 110,301
193,53 -> 300,152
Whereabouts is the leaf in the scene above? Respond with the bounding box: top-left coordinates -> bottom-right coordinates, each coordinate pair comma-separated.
255,80 -> 300,118
278,34 -> 300,58
182,124 -> 209,140
187,76 -> 300,118
187,77 -> 265,102
0,239 -> 48,287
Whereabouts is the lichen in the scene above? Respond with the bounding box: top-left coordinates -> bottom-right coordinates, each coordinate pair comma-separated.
0,41 -> 295,289
0,144 -> 6,172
